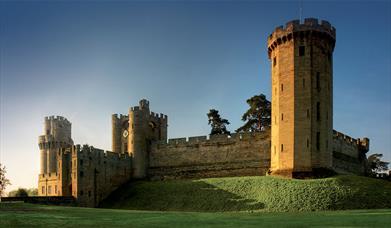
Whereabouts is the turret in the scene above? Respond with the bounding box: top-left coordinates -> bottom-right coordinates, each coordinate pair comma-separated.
269,18 -> 336,177
127,99 -> 168,178
39,116 -> 73,174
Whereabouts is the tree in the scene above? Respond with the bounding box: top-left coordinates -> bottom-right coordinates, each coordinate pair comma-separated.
367,154 -> 389,176
207,109 -> 230,135
0,163 -> 11,198
236,94 -> 271,133
8,188 -> 28,197
8,188 -> 37,197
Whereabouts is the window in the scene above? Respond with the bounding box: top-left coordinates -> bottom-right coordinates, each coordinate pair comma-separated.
42,186 -> 45,194
281,113 -> 284,121
55,185 -> 57,194
46,130 -> 50,135
281,144 -> 284,152
316,102 -> 320,121
274,146 -> 276,155
80,171 -> 84,177
80,159 -> 83,166
274,116 -> 277,124
307,139 -> 309,148
273,57 -> 277,66
80,190 -> 84,196
299,46 -> 305,56
88,191 -> 91,197
316,132 -> 320,151
326,140 -> 329,149
48,186 -> 52,194
281,84 -> 284,92
307,109 -> 310,119
316,72 -> 320,90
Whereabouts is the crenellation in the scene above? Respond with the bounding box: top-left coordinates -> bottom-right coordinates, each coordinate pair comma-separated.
37,18 -> 371,207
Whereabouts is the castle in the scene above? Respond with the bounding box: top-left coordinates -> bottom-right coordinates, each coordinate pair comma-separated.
38,18 -> 370,207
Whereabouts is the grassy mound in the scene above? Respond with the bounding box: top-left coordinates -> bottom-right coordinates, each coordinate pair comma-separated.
100,175 -> 391,212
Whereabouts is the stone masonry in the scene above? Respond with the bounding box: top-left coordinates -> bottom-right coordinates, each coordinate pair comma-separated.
37,18 -> 370,207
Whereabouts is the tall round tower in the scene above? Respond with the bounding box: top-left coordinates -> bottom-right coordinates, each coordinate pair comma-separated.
268,18 -> 336,177
38,116 -> 74,174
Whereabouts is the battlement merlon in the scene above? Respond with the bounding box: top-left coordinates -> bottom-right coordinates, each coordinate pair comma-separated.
267,18 -> 336,59
333,130 -> 370,153
44,115 -> 71,125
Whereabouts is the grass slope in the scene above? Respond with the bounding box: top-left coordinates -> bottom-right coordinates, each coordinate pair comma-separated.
100,175 -> 391,212
1,203 -> 391,227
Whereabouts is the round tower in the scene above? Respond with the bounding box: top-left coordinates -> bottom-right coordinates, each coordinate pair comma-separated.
38,116 -> 74,174
268,18 -> 336,177
128,99 -> 150,178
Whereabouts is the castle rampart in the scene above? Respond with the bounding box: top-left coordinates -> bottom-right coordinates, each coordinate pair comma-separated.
148,131 -> 271,179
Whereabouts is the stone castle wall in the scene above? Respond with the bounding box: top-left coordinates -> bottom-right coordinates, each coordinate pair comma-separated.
148,131 -> 271,179
71,145 -> 132,207
332,130 -> 369,175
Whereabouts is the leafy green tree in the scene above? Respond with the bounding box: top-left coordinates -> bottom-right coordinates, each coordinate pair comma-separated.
8,188 -> 28,197
207,109 -> 230,135
367,154 -> 389,176
236,94 -> 271,132
0,163 -> 11,198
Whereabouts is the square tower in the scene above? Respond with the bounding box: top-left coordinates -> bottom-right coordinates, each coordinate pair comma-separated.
268,18 -> 336,177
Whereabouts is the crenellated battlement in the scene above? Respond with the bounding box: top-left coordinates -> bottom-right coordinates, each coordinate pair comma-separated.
267,18 -> 336,58
71,144 -> 131,160
333,130 -> 369,153
45,115 -> 71,125
154,131 -> 270,147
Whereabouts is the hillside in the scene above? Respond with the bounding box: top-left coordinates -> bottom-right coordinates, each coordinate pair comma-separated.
100,175 -> 391,212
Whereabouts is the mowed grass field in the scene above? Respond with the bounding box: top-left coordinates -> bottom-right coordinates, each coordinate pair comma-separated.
1,202 -> 391,227
101,175 -> 391,212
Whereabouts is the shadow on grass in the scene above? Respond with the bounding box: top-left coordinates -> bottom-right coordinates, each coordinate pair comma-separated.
99,179 -> 264,212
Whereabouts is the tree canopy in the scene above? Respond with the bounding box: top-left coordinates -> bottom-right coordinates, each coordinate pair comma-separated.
367,153 -> 389,176
0,163 -> 11,197
236,94 -> 271,133
207,109 -> 230,135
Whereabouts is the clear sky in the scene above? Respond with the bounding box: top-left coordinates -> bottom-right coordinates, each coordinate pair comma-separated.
0,0 -> 390,192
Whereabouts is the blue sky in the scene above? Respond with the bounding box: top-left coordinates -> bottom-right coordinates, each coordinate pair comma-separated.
0,0 -> 390,191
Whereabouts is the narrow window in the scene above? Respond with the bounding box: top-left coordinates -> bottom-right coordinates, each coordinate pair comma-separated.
316,102 -> 320,121
274,116 -> 277,124
307,139 -> 309,148
80,159 -> 83,166
48,186 -> 52,194
42,186 -> 45,194
281,144 -> 284,152
281,84 -> 283,92
80,190 -> 84,196
124,143 -> 128,152
303,79 -> 305,88
274,87 -> 277,95
55,185 -> 57,194
88,191 -> 91,197
316,132 -> 320,151
316,72 -> 320,90
307,109 -> 310,119
281,113 -> 284,121
326,140 -> 329,149
274,146 -> 276,155
326,111 -> 329,120
273,57 -> 277,66
80,171 -> 84,178
299,46 -> 305,56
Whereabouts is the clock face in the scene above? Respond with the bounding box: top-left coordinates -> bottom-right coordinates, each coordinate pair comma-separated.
123,130 -> 129,138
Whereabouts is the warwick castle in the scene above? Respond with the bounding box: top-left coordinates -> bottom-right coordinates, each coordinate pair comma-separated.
38,18 -> 370,207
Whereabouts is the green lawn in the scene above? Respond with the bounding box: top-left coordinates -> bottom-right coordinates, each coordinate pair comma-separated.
0,202 -> 390,227
101,175 -> 391,212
